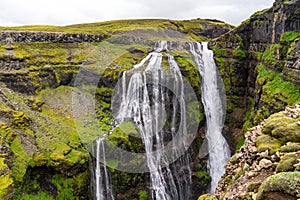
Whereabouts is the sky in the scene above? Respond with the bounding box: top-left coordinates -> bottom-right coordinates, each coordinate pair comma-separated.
0,0 -> 275,26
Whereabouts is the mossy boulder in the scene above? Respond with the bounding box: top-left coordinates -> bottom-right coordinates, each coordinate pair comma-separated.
280,142 -> 300,152
256,134 -> 282,155
276,152 -> 300,172
50,143 -> 88,173
263,112 -> 300,143
256,171 -> 300,200
198,194 -> 217,200
106,121 -> 142,152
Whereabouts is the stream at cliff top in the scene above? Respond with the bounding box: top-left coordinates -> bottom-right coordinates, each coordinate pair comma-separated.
91,41 -> 230,199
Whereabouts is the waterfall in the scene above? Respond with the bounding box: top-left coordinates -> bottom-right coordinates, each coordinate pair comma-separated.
114,41 -> 191,200
92,136 -> 115,200
92,40 -> 229,199
93,41 -> 193,200
189,42 -> 231,193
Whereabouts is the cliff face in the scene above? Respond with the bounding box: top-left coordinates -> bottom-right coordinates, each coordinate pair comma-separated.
197,0 -> 300,199
210,0 -> 300,151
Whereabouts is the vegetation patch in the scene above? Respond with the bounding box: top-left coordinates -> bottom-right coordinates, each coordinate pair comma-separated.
256,171 -> 300,200
256,134 -> 281,155
280,31 -> 300,43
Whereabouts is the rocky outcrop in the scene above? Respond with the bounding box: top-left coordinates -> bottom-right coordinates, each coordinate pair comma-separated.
198,104 -> 300,199
0,31 -> 107,43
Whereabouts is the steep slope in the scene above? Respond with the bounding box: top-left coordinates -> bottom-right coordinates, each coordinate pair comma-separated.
210,0 -> 300,151
198,0 -> 300,199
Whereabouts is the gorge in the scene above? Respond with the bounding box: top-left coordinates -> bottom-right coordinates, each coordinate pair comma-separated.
0,0 -> 299,199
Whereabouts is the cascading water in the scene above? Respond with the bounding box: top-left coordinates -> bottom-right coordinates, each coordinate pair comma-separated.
92,40 -> 230,199
189,42 -> 231,193
92,136 -> 115,200
93,41 -> 192,200
116,41 -> 192,200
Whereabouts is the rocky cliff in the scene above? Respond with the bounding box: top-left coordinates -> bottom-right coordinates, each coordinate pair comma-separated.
210,0 -> 300,151
198,0 -> 300,199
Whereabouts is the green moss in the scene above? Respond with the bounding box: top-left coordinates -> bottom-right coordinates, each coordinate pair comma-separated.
263,112 -> 300,143
232,48 -> 246,58
173,52 -> 201,92
242,120 -> 253,133
28,96 -> 44,112
50,143 -> 87,167
280,142 -> 300,152
52,174 -> 74,200
196,171 -> 211,185
0,122 -> 17,144
0,18 -> 232,39
252,106 -> 270,126
255,64 -> 300,120
187,101 -> 204,123
213,47 -> 227,57
235,134 -> 245,151
32,152 -> 47,166
256,134 -> 281,154
0,158 -> 13,199
276,152 -> 300,172
280,31 -> 300,43
198,194 -> 217,200
257,171 -> 300,200
107,121 -> 141,152
10,137 -> 32,183
12,111 -> 30,129
250,8 -> 269,18
19,191 -> 54,200
138,190 -> 148,200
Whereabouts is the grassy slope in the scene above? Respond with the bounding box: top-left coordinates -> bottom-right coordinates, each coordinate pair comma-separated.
0,19 -> 233,34
0,18 -> 234,42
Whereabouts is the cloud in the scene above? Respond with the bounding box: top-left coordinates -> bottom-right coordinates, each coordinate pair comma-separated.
0,0 -> 275,26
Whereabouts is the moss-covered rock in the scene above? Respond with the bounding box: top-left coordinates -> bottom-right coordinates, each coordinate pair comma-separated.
256,171 -> 300,200
263,112 -> 300,143
197,194 -> 217,200
256,134 -> 282,154
0,157 -> 13,199
276,152 -> 300,172
0,84 -> 90,199
280,142 -> 300,152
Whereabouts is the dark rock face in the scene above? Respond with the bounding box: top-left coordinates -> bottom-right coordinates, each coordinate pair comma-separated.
210,0 -> 300,152
213,0 -> 300,94
0,31 -> 107,43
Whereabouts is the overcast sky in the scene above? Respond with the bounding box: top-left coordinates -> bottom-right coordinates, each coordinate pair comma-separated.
0,0 -> 275,26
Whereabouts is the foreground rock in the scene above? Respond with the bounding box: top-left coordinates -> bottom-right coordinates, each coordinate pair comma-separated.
199,104 -> 300,199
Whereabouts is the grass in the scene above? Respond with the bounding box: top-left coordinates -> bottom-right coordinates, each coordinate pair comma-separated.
19,191 -> 54,200
232,48 -> 246,58
0,18 -> 233,41
257,64 -> 300,105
